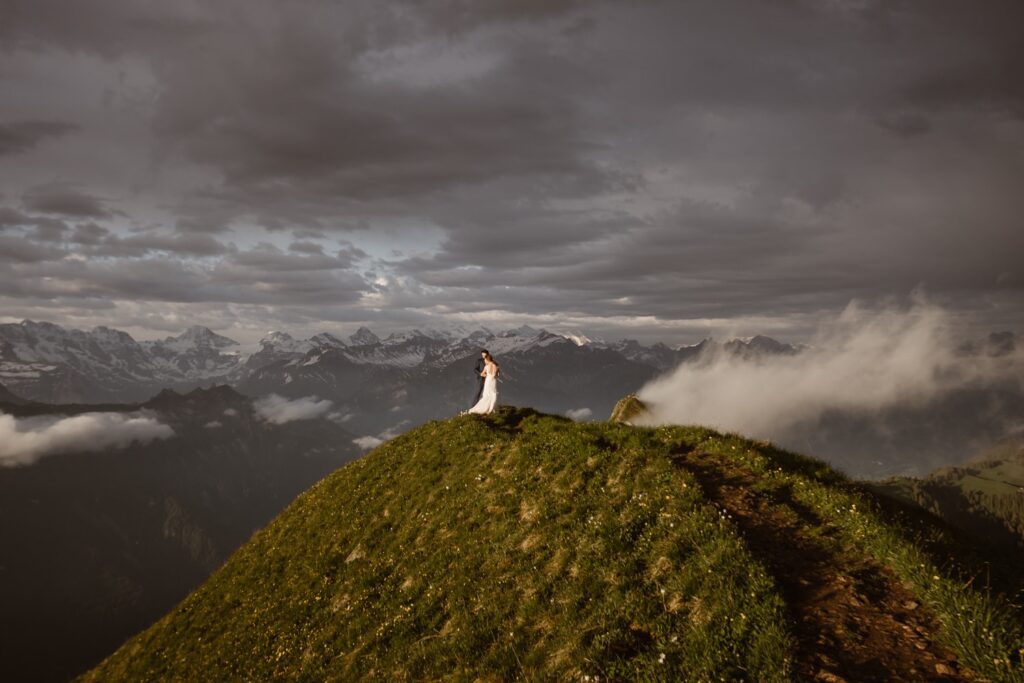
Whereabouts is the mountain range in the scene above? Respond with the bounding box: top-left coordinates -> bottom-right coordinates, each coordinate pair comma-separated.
4,320 -> 1021,478
0,319 -> 797,435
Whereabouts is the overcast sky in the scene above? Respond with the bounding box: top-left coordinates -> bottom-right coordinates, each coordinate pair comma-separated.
1,0 -> 1021,344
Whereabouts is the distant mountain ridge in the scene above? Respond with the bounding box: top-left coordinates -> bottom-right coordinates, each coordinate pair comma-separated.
0,319 -> 805,425
0,320 -> 245,403
4,320 -> 1020,477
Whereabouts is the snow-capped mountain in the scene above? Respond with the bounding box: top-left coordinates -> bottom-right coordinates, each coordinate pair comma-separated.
0,319 -> 814,416
140,326 -> 243,380
0,320 -> 245,403
349,326 -> 380,346
604,338 -> 710,370
722,334 -> 805,359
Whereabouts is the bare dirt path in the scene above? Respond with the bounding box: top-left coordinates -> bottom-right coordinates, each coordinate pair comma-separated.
675,450 -> 970,682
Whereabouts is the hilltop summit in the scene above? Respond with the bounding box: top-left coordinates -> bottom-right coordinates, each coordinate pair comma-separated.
81,409 -> 1022,682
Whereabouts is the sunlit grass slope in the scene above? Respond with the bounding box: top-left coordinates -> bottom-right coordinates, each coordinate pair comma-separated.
81,407 -> 1023,682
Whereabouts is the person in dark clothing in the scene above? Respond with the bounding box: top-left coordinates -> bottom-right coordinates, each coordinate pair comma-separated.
471,349 -> 487,406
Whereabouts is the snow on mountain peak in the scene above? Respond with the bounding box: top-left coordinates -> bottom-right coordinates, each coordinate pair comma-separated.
261,331 -> 295,345
172,326 -> 238,348
562,332 -> 591,347
90,325 -> 139,344
505,325 -> 540,337
349,327 -> 380,346
309,332 -> 346,348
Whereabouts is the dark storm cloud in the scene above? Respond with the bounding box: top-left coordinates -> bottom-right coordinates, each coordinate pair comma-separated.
4,0 -> 615,209
0,235 -> 62,263
0,206 -> 33,228
227,242 -> 359,272
288,241 -> 325,255
4,248 -> 367,305
22,184 -> 118,219
0,0 -> 1021,340
0,207 -> 69,241
0,0 -> 206,57
67,222 -> 109,245
0,120 -> 77,156
874,112 -> 931,139
146,39 -> 617,237
80,231 -> 231,258
402,0 -> 590,33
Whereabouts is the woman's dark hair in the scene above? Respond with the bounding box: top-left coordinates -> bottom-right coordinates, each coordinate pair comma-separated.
482,350 -> 499,374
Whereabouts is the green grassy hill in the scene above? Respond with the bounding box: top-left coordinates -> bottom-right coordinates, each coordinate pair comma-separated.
872,440 -> 1024,550
81,408 -> 1023,682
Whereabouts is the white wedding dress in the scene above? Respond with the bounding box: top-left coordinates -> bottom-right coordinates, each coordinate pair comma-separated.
467,363 -> 498,414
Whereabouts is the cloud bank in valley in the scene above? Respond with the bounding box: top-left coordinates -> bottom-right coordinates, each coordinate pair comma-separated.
637,302 -> 1023,449
566,407 -> 592,421
253,394 -> 334,424
353,421 -> 411,452
352,436 -> 384,451
0,410 -> 174,466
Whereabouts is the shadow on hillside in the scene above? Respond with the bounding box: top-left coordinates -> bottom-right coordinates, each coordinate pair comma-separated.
859,487 -> 1024,604
465,405 -> 568,437
753,441 -> 1023,603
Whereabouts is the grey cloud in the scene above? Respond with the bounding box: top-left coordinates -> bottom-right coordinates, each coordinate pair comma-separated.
68,222 -> 111,245
0,235 -> 64,263
88,231 -> 230,257
0,206 -> 34,228
26,217 -> 71,242
8,214 -> 230,257
288,241 -> 324,255
253,394 -> 334,424
155,52 -> 616,214
0,0 -> 1021,339
226,242 -> 358,272
3,0 -> 616,225
5,238 -> 368,306
0,120 -> 77,156
0,207 -> 70,240
0,0 -> 208,57
874,112 -> 931,138
402,0 -> 591,34
22,184 -> 117,219
0,410 -> 174,467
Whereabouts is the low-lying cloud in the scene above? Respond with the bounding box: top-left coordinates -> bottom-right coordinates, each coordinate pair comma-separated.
253,394 -> 334,424
637,301 -> 1022,471
353,420 -> 411,452
566,407 -> 592,421
0,410 -> 175,467
352,436 -> 384,451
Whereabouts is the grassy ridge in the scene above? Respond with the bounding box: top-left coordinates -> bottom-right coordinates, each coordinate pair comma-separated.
872,441 -> 1024,549
81,408 -> 1023,682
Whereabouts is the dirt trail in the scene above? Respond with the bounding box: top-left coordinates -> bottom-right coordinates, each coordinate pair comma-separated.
675,450 -> 969,682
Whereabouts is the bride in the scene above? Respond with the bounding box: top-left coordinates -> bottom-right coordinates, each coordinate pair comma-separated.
465,351 -> 500,414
